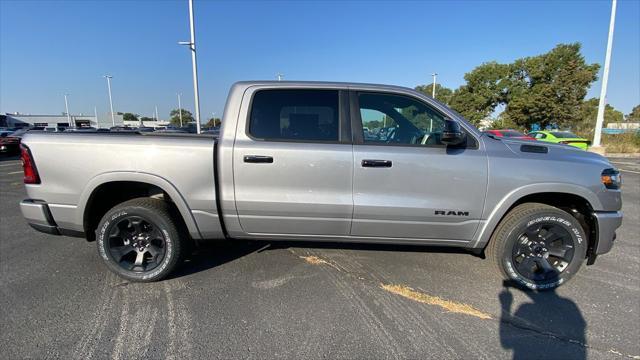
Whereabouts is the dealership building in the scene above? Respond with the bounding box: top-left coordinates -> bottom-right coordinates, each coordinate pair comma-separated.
1,113 -> 123,128
1,113 -> 170,129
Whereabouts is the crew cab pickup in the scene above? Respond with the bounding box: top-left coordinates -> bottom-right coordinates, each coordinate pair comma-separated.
19,81 -> 622,289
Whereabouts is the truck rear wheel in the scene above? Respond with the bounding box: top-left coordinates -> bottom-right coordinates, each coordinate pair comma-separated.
486,203 -> 587,290
95,198 -> 185,282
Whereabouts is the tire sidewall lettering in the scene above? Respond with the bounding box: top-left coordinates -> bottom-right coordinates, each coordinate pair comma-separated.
503,212 -> 584,289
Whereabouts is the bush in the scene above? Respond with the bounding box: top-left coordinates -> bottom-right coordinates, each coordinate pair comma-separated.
602,132 -> 640,154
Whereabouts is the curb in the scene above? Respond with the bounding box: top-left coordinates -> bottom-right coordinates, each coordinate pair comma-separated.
605,153 -> 640,159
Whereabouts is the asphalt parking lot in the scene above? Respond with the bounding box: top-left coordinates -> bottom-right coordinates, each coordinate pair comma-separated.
1,155 -> 638,359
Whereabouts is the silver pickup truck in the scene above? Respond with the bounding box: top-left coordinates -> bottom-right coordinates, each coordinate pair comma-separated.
19,81 -> 622,289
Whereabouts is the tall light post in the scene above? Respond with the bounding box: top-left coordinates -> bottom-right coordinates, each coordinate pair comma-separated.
593,0 -> 617,149
103,75 -> 115,126
431,73 -> 438,99
177,93 -> 183,127
64,94 -> 72,127
179,0 -> 201,134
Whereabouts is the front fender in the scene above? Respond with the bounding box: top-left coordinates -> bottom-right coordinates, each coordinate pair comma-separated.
471,183 -> 601,249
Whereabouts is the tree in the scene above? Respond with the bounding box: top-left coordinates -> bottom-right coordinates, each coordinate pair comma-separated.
415,84 -> 454,105
448,61 -> 512,126
574,98 -> 624,137
503,43 -> 599,129
122,113 -> 139,121
627,105 -> 640,122
169,108 -> 194,126
140,116 -> 154,122
204,117 -> 221,128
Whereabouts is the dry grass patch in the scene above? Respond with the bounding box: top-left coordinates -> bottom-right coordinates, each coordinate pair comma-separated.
381,284 -> 492,320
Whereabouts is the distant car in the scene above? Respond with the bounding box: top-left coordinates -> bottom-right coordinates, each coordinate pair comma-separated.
528,131 -> 591,150
484,129 -> 535,141
0,131 -> 20,155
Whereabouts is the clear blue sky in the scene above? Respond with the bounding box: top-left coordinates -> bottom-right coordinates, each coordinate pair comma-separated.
1,0 -> 638,120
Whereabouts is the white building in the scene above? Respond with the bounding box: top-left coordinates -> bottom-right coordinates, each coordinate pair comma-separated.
2,112 -> 125,129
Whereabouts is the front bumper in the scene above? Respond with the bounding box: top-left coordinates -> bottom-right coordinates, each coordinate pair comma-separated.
20,199 -> 60,235
592,211 -> 623,255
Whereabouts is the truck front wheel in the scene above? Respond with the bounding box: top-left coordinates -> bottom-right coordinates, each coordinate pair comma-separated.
486,203 -> 587,290
95,198 -> 185,282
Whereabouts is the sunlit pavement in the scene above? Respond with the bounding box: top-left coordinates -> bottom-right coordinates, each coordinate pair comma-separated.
1,156 -> 638,359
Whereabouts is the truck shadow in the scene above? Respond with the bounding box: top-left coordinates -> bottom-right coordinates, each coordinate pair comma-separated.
499,280 -> 586,359
170,239 -> 475,280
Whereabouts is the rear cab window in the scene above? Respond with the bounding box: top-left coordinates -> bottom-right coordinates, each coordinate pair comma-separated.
248,89 -> 340,142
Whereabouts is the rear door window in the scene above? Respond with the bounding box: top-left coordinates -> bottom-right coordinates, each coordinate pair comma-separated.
249,89 -> 339,142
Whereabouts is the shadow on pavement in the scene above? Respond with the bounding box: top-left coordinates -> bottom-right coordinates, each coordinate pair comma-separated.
168,239 -> 477,279
169,240 -> 268,279
499,280 -> 586,360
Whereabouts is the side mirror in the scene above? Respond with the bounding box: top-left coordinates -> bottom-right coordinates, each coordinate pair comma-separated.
441,119 -> 466,146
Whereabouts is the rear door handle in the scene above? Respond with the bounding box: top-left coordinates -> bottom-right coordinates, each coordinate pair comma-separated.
361,159 -> 392,168
244,155 -> 273,163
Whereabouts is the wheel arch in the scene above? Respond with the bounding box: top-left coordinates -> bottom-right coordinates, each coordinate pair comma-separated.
473,184 -> 599,254
78,172 -> 202,241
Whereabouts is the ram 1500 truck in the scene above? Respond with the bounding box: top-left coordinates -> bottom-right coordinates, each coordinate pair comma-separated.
19,81 -> 623,289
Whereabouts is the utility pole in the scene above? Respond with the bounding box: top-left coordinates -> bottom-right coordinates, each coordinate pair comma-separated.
103,75 -> 115,126
177,93 -> 183,127
178,0 -> 201,134
64,94 -> 72,128
431,73 -> 438,99
593,0 -> 617,148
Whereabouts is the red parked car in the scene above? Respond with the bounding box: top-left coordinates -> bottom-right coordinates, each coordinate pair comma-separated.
484,129 -> 536,141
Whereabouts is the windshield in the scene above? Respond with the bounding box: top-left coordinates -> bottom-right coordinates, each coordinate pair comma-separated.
551,131 -> 579,138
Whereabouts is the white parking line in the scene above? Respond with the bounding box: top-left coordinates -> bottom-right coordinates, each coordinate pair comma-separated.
6,171 -> 22,175
0,162 -> 21,167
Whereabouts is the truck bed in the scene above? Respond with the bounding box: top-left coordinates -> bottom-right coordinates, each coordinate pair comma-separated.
21,132 -> 223,240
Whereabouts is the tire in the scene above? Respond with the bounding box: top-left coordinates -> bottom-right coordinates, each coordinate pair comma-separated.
96,198 -> 185,282
486,203 -> 587,290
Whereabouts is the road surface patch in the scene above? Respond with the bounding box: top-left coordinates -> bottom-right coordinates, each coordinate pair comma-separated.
381,284 -> 492,320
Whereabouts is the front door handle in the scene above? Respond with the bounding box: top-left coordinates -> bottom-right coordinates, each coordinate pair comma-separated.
361,159 -> 392,168
244,155 -> 273,163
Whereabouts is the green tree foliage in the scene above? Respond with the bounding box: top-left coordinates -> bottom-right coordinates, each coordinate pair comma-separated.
122,113 -> 139,121
627,105 -> 640,122
415,84 -> 454,105
204,118 -> 221,128
169,108 -> 194,126
574,98 -> 624,137
504,43 -> 599,129
417,43 -> 601,129
140,116 -> 154,122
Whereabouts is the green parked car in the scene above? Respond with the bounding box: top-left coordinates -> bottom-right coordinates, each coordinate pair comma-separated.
528,130 -> 591,150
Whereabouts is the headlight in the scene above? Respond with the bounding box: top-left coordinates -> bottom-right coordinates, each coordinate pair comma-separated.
601,168 -> 622,190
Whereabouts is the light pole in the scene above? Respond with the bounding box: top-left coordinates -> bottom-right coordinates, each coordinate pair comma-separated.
155,106 -> 159,122
64,94 -> 72,128
593,0 -> 617,149
431,73 -> 438,99
179,0 -> 202,134
177,93 -> 183,127
103,75 -> 115,127
94,106 -> 99,128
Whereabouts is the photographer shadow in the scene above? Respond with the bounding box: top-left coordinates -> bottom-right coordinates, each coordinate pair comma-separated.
499,280 -> 586,360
